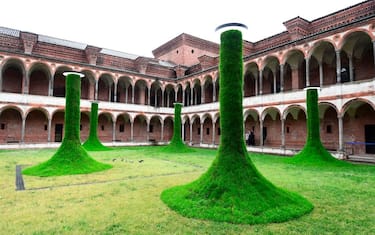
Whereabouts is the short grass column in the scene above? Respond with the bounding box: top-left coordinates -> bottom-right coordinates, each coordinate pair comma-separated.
83,102 -> 111,151
161,26 -> 313,224
162,103 -> 193,153
23,72 -> 112,176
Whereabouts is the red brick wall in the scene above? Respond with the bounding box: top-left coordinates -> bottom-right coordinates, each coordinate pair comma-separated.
0,109 -> 22,143
0,35 -> 22,52
33,42 -> 86,64
29,70 -> 49,96
97,114 -> 113,142
2,66 -> 23,93
24,110 -> 48,143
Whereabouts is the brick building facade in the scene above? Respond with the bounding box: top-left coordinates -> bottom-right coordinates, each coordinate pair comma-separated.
0,0 -> 374,157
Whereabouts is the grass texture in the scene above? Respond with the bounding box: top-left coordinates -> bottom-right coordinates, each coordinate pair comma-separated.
23,72 -> 111,176
82,102 -> 111,151
162,103 -> 194,153
2,147 -> 373,234
161,30 -> 313,224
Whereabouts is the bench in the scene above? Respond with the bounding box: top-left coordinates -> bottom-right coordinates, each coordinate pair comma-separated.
6,137 -> 19,143
149,139 -> 158,145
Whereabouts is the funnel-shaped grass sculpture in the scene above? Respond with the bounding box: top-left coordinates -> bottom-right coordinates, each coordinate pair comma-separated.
289,88 -> 346,165
161,29 -> 313,224
83,102 -> 111,151
162,103 -> 194,153
23,72 -> 112,176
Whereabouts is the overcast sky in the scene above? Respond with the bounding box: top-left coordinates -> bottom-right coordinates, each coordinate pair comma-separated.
0,0 -> 363,57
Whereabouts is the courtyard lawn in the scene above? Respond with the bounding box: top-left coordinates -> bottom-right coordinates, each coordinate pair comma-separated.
0,146 -> 374,234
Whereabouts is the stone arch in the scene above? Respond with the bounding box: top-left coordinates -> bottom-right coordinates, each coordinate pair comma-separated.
0,105 -> 23,143
283,105 -> 306,149
319,102 -> 339,150
182,115 -> 191,142
202,113 -> 213,144
262,56 -> 281,94
244,62 -> 258,97
309,40 -> 338,86
213,112 -> 220,144
341,98 -> 375,154
262,107 -> 281,147
163,115 -> 174,142
203,75 -> 214,103
283,49 -> 305,91
184,81 -> 192,106
97,112 -> 113,142
133,114 -> 148,142
97,73 -> 115,102
116,112 -> 132,142
81,70 -> 96,100
28,62 -> 51,96
1,58 -> 25,93
134,79 -> 148,105
192,78 -> 201,105
80,110 -> 90,142
175,83 -> 183,104
117,75 -> 133,103
244,109 -> 260,146
149,115 -> 162,141
164,83 -> 175,107
340,31 -> 375,82
53,66 -> 72,97
191,114 -> 201,144
150,80 -> 162,107
51,109 -> 65,142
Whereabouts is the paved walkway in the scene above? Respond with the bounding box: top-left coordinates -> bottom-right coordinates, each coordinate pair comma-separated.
15,165 -> 25,191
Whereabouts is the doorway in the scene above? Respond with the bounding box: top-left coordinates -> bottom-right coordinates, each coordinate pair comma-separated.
365,125 -> 375,154
55,124 -> 63,142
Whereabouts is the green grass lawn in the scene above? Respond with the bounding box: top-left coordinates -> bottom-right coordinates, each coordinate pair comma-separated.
0,146 -> 374,234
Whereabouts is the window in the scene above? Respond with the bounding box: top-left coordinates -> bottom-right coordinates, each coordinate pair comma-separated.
80,125 -> 82,131
286,126 -> 290,133
101,125 -> 105,131
218,128 -> 221,135
149,125 -> 154,133
1,123 -> 5,130
44,125 -> 48,131
206,128 -> 210,135
119,124 -> 124,133
198,127 -> 200,135
326,125 -> 332,134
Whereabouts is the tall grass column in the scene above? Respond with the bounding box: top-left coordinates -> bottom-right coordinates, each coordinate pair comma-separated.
161,25 -> 313,224
23,72 -> 111,176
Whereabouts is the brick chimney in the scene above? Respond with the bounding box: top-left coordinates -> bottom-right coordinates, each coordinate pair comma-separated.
85,45 -> 102,65
283,17 -> 311,41
135,57 -> 150,74
20,32 -> 38,55
174,65 -> 188,78
198,55 -> 218,70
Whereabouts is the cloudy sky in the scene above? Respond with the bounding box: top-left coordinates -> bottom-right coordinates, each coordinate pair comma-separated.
0,0 -> 362,57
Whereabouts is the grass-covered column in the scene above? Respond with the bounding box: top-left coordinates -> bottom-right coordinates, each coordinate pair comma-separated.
291,87 -> 342,164
306,88 -> 321,146
63,72 -> 82,144
162,103 -> 192,152
169,103 -> 184,146
83,102 -> 110,151
161,26 -> 313,224
23,72 -> 111,176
